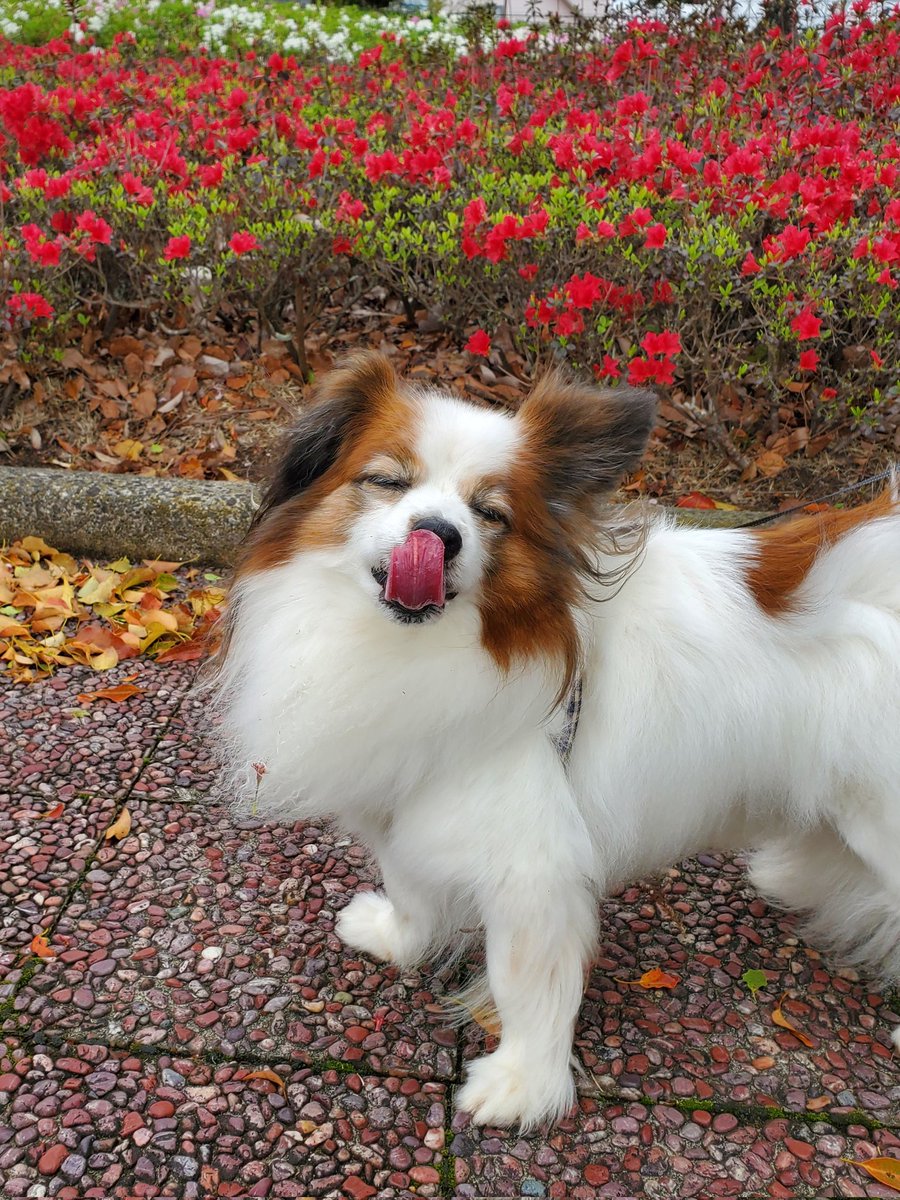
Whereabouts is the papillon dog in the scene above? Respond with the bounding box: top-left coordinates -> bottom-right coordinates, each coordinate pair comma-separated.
210,352 -> 900,1128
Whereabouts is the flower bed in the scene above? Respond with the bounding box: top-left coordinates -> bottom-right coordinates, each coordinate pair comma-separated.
1,2 -> 898,475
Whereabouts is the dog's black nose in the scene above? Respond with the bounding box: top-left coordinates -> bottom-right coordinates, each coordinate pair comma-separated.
412,517 -> 462,562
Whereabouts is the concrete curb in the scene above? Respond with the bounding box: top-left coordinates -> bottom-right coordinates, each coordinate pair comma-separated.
0,467 -> 768,565
0,467 -> 259,566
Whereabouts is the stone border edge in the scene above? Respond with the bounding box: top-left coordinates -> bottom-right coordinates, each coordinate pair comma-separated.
0,467 -> 765,567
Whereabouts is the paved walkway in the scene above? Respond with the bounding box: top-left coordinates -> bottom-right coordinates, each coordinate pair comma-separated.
1,655 -> 899,1198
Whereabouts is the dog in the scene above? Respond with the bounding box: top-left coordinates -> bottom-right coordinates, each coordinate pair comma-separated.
209,351 -> 900,1128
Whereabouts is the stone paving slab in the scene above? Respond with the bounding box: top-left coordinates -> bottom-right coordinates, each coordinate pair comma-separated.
450,1098 -> 900,1199
463,856 -> 900,1124
0,660 -> 194,800
3,800 -> 459,1081
0,791 -> 118,955
0,1036 -> 447,1198
131,691 -> 222,802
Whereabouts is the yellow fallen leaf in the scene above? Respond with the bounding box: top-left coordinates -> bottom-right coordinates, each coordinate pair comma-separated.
105,807 -> 132,840
842,1157 -> 900,1193
19,536 -> 58,558
89,647 -> 119,671
242,1069 -> 287,1097
112,439 -> 143,461
0,614 -> 27,637
772,992 -> 815,1047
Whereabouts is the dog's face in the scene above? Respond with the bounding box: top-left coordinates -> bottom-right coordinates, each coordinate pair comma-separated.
345,385 -> 523,624
239,353 -> 655,678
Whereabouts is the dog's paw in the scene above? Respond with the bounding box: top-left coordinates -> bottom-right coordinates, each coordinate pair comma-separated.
335,891 -> 402,963
456,1050 -> 575,1130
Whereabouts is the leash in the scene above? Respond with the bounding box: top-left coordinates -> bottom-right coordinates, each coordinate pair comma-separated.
735,468 -> 895,529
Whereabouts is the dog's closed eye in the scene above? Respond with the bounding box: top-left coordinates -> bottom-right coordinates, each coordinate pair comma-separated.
360,474 -> 412,492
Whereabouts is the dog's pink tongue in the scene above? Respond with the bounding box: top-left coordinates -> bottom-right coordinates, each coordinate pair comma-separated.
385,529 -> 445,610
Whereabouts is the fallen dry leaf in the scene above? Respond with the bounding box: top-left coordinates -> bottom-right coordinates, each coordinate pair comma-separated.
155,637 -> 208,663
38,802 -> 65,820
105,807 -> 132,840
467,1000 -> 501,1037
676,491 -> 717,510
0,538 -> 222,683
30,932 -> 56,958
242,1069 -> 288,1098
772,992 -> 815,1046
755,450 -> 787,478
616,967 -> 681,990
842,1157 -> 900,1192
77,683 -> 144,704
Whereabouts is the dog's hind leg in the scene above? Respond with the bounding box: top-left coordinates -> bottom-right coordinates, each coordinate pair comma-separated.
749,821 -> 900,982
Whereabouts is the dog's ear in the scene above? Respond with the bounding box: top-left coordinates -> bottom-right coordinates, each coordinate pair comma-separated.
257,352 -> 398,517
519,370 -> 656,506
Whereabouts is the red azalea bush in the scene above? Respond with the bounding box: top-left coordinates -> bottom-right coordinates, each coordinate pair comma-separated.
1,5 -> 899,458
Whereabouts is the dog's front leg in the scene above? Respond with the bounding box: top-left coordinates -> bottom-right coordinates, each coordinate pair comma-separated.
456,753 -> 598,1129
336,831 -> 443,968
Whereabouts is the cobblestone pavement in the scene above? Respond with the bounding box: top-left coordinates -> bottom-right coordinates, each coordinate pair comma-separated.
2,658 -> 899,1198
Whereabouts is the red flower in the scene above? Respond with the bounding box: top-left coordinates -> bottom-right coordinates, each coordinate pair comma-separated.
741,252 -> 761,275
163,235 -> 191,261
518,264 -> 538,281
555,308 -> 585,337
29,239 -> 61,267
76,210 -> 112,245
8,292 -> 54,319
336,191 -> 365,223
358,44 -> 383,70
799,349 -> 818,370
791,307 -> 821,340
597,354 -> 622,379
644,223 -> 667,249
596,220 -> 617,238
627,356 -> 659,385
463,197 -> 487,230
641,330 -> 681,357
466,330 -> 491,356
229,232 -> 259,255
774,224 -> 811,261
198,163 -> 223,188
567,273 -> 603,309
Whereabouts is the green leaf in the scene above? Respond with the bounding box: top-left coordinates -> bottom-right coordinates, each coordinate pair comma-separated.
742,969 -> 768,997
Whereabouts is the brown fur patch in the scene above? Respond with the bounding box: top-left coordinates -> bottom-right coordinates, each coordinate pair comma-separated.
746,489 -> 895,615
480,374 -> 656,699
237,355 -> 418,575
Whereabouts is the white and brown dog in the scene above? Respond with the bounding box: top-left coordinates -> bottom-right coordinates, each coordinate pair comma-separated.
210,352 -> 900,1127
